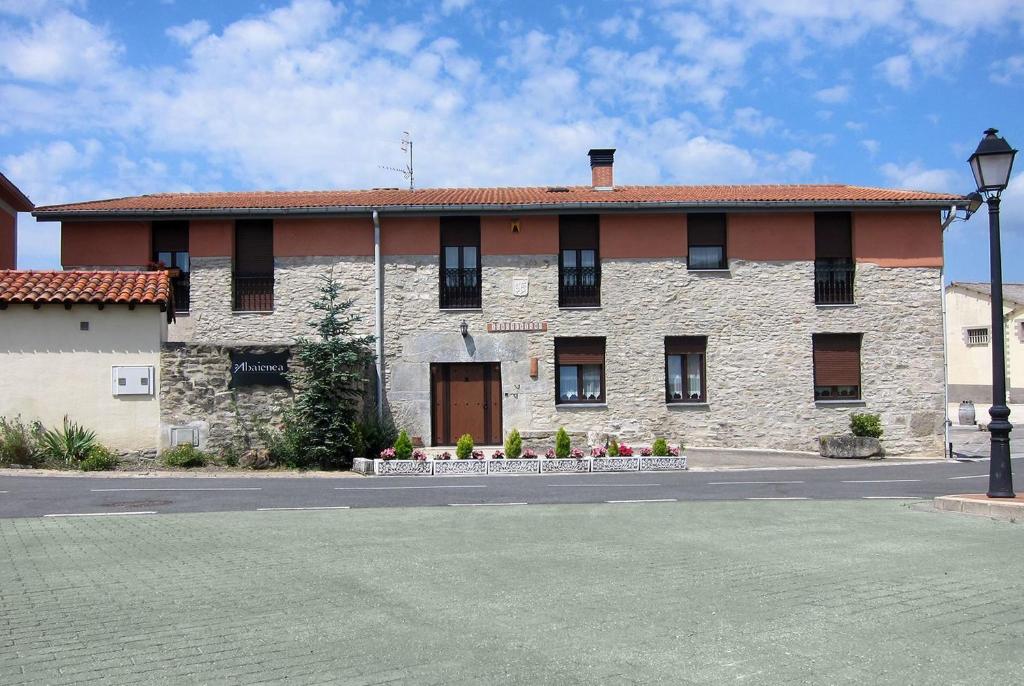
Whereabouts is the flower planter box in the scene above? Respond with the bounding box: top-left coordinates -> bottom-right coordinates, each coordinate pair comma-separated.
591,456 -> 640,472
433,460 -> 487,476
352,457 -> 375,475
638,456 -> 688,471
487,459 -> 541,475
374,459 -> 433,476
541,457 -> 592,473
819,434 -> 882,459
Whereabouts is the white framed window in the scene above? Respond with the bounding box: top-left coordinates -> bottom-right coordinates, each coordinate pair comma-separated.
966,328 -> 989,346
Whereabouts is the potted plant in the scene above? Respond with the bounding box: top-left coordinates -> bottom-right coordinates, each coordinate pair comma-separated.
488,442 -> 541,475
592,439 -> 641,472
819,413 -> 884,458
436,433 -> 487,475
542,428 -> 592,473
375,431 -> 432,476
639,437 -> 688,471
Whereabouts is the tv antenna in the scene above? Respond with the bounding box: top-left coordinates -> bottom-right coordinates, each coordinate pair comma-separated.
379,131 -> 414,190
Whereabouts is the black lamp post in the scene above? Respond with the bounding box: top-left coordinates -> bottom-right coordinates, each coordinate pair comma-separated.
967,128 -> 1018,498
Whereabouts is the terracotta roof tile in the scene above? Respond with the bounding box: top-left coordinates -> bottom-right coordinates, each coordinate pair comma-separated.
33,184 -> 965,215
0,271 -> 171,305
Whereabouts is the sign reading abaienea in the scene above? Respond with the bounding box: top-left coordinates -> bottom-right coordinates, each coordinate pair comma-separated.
229,351 -> 290,388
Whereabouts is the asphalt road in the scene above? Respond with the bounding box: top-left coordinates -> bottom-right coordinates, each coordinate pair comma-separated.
2,456 -> 1022,518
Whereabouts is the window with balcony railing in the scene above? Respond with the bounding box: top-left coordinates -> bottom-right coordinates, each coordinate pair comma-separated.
440,217 -> 481,309
233,219 -> 274,312
559,215 -> 600,307
152,221 -> 190,313
815,212 -> 854,305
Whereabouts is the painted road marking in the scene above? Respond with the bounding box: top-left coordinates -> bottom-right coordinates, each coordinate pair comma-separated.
708,481 -> 804,485
605,498 -> 677,504
863,496 -> 922,499
448,502 -> 527,507
256,506 -> 351,511
948,474 -> 987,480
745,497 -> 809,500
44,511 -> 157,518
334,485 -> 486,490
548,483 -> 661,488
91,487 -> 263,492
841,479 -> 921,484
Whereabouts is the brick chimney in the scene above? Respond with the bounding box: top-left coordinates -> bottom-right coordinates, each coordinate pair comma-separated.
588,148 -> 615,190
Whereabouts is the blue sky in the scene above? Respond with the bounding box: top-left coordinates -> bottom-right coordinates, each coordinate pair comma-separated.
1,0 -> 1022,281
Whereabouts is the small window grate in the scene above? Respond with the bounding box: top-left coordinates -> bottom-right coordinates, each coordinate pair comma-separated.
967,328 -> 989,345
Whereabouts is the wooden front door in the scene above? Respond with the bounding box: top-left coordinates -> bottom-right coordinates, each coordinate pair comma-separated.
431,363 -> 502,446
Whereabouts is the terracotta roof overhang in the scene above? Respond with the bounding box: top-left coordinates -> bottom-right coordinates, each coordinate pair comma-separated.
0,270 -> 171,310
0,173 -> 33,212
31,185 -> 969,221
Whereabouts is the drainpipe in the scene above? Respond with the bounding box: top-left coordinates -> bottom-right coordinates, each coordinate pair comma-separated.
940,205 -> 956,459
372,209 -> 384,421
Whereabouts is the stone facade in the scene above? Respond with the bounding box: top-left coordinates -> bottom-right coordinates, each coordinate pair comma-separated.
173,240 -> 944,457
159,343 -> 297,453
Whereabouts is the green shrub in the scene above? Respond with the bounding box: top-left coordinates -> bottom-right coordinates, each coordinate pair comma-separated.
38,417 -> 98,467
356,414 -> 398,459
608,438 -> 619,457
219,444 -> 242,467
504,428 -> 523,459
651,438 -> 669,456
456,433 -> 474,459
161,444 -> 210,469
79,446 -> 117,471
850,413 -> 883,439
555,428 -> 571,459
0,416 -> 43,467
394,430 -> 414,460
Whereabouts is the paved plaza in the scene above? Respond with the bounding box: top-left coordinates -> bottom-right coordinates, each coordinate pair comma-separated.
1,500 -> 1022,684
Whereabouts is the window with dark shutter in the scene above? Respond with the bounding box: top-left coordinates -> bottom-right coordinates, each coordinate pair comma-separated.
665,336 -> 707,402
556,337 -> 605,403
559,216 -> 600,307
233,219 -> 274,312
440,217 -> 481,309
814,212 -> 854,304
152,221 -> 190,312
813,333 -> 861,400
687,213 -> 727,269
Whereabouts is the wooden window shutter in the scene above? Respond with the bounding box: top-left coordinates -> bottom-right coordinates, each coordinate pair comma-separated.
235,220 -> 274,274
687,214 -> 726,245
815,212 -> 852,259
152,221 -> 188,252
813,334 -> 861,386
556,337 -> 605,365
665,336 -> 707,354
440,216 -> 480,246
559,215 -> 599,249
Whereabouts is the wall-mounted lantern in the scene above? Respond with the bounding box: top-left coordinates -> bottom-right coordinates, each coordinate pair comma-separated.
460,320 -> 469,337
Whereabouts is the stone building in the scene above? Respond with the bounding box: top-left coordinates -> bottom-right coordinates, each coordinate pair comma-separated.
32,149 -> 966,456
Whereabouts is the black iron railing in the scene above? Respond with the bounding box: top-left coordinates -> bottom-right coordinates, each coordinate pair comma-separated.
233,275 -> 274,312
559,266 -> 600,307
171,277 -> 190,313
440,268 -> 481,309
815,260 -> 855,305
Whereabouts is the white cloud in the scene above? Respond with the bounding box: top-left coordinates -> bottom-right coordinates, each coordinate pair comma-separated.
814,84 -> 849,103
991,54 -> 1024,85
880,160 -> 959,193
440,0 -> 472,14
0,10 -> 121,83
877,54 -> 913,88
861,139 -> 880,157
166,19 -> 210,47
733,107 -> 778,136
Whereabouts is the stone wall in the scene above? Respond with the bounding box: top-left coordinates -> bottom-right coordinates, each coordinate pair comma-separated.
160,343 -> 298,453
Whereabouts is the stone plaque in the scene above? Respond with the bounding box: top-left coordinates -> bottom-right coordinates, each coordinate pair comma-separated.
486,321 -> 548,333
512,276 -> 529,296
229,351 -> 290,388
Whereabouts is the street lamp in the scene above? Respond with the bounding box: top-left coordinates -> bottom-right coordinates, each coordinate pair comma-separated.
967,128 -> 1018,498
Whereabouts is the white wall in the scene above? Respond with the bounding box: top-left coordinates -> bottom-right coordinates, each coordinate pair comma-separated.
0,304 -> 165,452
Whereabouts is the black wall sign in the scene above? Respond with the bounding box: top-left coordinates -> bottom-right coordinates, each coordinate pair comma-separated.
229,351 -> 290,388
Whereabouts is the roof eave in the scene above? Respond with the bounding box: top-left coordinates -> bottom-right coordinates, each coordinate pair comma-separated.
32,198 -> 965,221
0,174 -> 34,212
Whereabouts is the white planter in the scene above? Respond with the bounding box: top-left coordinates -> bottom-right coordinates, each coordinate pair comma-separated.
638,455 -> 688,471
591,456 -> 640,472
374,459 -> 433,476
541,458 -> 592,473
352,457 -> 374,475
433,460 -> 487,476
487,459 -> 541,475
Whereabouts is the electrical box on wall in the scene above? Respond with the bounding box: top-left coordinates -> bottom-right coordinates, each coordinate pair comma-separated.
111,366 -> 155,396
